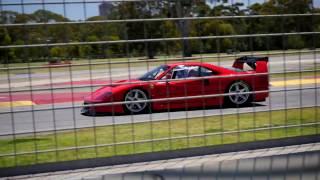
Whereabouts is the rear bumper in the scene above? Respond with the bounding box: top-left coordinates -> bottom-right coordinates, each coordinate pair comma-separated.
253,91 -> 269,102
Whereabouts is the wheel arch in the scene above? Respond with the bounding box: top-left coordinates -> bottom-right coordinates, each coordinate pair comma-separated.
122,86 -> 151,100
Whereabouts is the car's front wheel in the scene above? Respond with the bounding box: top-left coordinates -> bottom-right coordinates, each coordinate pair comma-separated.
226,81 -> 251,106
123,89 -> 149,114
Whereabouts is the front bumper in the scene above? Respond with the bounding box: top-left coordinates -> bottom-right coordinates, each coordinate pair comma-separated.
81,102 -> 93,114
81,101 -> 124,114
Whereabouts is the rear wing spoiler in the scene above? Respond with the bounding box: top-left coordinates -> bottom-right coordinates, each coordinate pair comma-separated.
233,56 -> 269,73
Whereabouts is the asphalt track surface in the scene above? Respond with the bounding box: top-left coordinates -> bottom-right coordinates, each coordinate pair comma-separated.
0,85 -> 318,135
0,54 -> 319,135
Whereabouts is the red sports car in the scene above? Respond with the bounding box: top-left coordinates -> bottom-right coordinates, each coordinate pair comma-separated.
81,56 -> 269,115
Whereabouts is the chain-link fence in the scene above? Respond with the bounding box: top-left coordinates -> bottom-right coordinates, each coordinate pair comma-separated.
0,0 -> 319,175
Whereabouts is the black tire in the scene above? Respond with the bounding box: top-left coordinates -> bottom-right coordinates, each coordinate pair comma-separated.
123,89 -> 150,114
224,81 -> 252,107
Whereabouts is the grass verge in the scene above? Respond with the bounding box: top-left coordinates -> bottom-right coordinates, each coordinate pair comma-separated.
0,107 -> 319,168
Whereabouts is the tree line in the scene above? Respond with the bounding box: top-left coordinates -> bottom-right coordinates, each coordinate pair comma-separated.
0,0 -> 319,64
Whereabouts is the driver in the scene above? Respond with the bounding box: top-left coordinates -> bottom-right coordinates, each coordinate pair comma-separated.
172,67 -> 187,79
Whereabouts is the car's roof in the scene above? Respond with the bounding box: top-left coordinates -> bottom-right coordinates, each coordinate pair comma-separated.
166,61 -> 234,73
167,62 -> 211,66
168,62 -> 230,70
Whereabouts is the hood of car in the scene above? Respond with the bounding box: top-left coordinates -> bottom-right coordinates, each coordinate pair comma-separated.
84,79 -> 143,102
111,79 -> 141,87
84,86 -> 113,102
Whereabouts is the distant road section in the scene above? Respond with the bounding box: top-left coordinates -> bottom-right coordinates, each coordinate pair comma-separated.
0,54 -> 319,90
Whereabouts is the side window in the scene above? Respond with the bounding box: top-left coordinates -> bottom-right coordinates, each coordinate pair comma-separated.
161,67 -> 187,80
199,67 -> 214,76
173,68 -> 187,79
161,70 -> 173,79
166,65 -> 190,79
186,66 -> 200,77
163,66 -> 212,79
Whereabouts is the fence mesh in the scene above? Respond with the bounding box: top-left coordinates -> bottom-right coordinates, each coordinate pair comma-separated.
0,0 -> 319,171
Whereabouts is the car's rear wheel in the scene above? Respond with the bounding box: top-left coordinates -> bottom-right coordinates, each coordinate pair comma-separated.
124,89 -> 149,114
226,81 -> 251,106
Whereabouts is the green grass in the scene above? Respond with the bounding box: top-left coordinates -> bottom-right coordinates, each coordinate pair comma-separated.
0,107 -> 319,168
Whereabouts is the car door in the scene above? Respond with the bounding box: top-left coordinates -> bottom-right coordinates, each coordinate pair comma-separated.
199,66 -> 223,106
152,65 -> 209,109
167,65 -> 205,108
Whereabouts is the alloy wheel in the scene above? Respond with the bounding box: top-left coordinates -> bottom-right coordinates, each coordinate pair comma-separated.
228,81 -> 250,105
124,89 -> 148,113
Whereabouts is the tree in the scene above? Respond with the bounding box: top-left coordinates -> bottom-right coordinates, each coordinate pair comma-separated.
0,11 -> 19,24
49,46 -> 68,62
287,35 -> 305,49
33,10 -> 69,22
0,28 -> 16,63
116,1 -> 164,59
163,0 -> 194,57
1,1 -> 319,64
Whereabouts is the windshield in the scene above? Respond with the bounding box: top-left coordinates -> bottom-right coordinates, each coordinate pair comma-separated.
139,65 -> 169,81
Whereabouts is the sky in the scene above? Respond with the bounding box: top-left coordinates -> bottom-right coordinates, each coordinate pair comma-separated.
1,0 -> 320,21
1,0 -> 101,20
